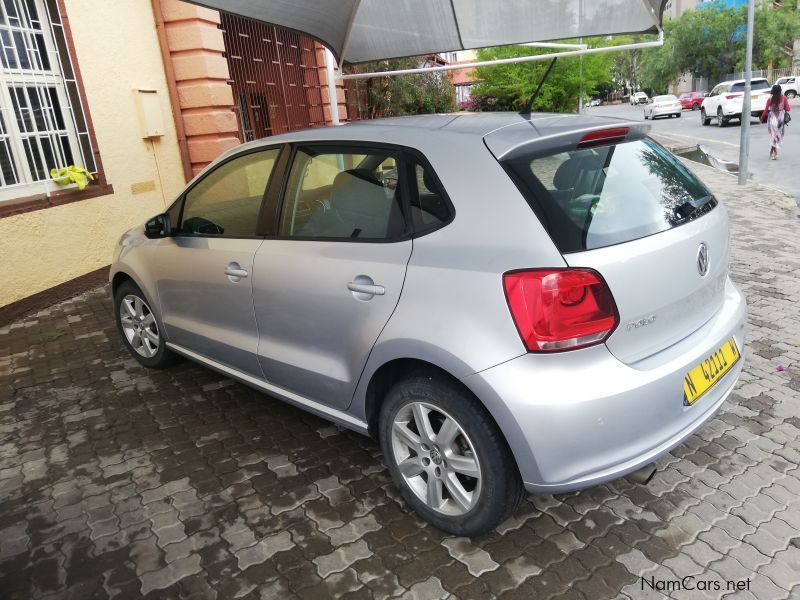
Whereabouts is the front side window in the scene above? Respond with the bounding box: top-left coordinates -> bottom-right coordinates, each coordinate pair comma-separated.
279,146 -> 405,241
504,139 -> 716,253
179,149 -> 279,237
0,0 -> 96,200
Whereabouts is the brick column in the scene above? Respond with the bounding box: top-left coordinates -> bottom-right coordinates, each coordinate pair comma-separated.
314,42 -> 348,125
156,0 -> 240,175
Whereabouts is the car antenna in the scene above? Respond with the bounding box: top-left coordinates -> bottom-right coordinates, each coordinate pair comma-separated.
520,57 -> 558,117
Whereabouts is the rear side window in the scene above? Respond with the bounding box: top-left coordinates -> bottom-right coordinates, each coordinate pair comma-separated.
504,139 -> 716,253
731,80 -> 768,92
408,159 -> 451,234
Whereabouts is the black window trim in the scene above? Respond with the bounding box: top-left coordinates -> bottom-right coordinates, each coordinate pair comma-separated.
172,143 -> 289,240
400,146 -> 455,238
268,140 -> 455,244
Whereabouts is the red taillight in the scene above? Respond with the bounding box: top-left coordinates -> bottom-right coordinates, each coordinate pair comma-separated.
578,127 -> 629,149
503,269 -> 619,352
724,94 -> 738,100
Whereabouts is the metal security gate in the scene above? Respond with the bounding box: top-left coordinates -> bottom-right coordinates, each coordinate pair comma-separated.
219,13 -> 326,142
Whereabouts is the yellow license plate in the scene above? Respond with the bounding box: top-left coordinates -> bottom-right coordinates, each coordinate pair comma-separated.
683,338 -> 740,405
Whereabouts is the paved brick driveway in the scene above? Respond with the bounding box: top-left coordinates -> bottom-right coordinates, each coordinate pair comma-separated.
2,162 -> 800,600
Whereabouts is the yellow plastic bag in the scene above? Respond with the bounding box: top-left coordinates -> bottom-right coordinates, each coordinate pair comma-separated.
50,165 -> 95,190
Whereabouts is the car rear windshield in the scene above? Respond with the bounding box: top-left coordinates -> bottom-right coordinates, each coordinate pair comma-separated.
503,139 -> 716,253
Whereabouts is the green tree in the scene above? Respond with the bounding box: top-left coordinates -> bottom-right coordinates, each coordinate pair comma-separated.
344,58 -> 456,119
609,35 -> 647,93
469,44 -> 614,112
754,0 -> 800,70
634,0 -> 800,89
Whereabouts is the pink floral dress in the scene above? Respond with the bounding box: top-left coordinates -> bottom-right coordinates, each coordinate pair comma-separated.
761,96 -> 790,151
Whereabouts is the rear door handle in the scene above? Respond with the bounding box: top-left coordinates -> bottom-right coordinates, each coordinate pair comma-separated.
347,282 -> 385,296
225,262 -> 248,281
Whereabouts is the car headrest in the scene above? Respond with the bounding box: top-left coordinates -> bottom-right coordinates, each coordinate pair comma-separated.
553,158 -> 579,190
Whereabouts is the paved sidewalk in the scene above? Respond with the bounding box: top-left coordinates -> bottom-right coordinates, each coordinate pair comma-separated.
1,162 -> 799,600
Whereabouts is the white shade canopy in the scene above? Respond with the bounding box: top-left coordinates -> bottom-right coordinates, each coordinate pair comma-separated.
189,0 -> 667,64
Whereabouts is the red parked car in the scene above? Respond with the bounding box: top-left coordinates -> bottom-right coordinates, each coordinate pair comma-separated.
678,91 -> 705,111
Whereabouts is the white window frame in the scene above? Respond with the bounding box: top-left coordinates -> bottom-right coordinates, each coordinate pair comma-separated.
0,0 -> 93,202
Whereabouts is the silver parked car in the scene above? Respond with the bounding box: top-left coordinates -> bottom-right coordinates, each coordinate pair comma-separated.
643,94 -> 682,120
111,113 -> 746,536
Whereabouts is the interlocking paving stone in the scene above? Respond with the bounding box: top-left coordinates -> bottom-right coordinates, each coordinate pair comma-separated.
1,161 -> 800,598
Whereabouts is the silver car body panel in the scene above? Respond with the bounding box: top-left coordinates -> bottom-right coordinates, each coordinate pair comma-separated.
155,237 -> 265,377
252,238 -> 412,410
110,112 -> 747,493
463,276 -> 746,491
567,203 -> 730,365
166,342 -> 370,432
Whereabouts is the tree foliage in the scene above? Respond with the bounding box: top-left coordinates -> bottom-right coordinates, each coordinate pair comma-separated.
344,58 -> 456,119
634,0 -> 800,92
470,44 -> 614,112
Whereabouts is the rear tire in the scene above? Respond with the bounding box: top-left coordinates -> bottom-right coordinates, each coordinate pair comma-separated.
114,280 -> 179,369
717,108 -> 727,127
379,374 -> 524,536
786,90 -> 796,99
701,108 -> 711,126
692,102 -> 700,111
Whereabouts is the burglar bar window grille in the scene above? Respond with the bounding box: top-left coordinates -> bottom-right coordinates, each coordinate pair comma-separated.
0,0 -> 96,200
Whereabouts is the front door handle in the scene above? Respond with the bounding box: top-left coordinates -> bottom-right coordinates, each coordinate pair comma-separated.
347,282 -> 385,296
225,262 -> 248,282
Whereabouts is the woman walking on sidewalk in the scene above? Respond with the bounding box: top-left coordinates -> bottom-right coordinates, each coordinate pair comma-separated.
761,84 -> 790,160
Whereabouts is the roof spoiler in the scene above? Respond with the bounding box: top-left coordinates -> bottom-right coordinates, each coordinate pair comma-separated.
490,122 -> 650,162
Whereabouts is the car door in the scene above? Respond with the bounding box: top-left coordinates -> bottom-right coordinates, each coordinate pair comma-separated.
252,144 -> 412,409
706,84 -> 725,115
155,146 -> 284,377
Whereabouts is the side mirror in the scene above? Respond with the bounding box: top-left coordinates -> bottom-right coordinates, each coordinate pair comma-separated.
704,92 -> 711,97
144,213 -> 172,238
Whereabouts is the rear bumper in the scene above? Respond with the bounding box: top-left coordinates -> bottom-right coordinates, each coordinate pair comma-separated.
652,107 -> 681,116
463,277 -> 746,493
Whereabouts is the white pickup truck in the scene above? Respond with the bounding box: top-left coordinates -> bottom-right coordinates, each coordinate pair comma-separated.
775,76 -> 798,99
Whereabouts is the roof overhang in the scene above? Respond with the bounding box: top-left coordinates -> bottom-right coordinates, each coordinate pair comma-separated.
187,0 -> 667,65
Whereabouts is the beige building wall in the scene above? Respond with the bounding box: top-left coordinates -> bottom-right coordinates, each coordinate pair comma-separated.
0,0 -> 187,307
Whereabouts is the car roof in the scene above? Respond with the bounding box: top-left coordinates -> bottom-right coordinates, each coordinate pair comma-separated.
722,77 -> 768,85
219,112 -> 648,165
229,112 -> 648,153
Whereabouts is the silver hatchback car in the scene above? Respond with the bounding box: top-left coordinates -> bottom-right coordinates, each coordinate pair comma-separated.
111,113 -> 746,536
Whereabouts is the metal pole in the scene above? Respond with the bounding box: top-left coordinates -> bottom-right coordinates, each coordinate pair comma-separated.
579,38 -> 584,114
337,38 -> 665,80
738,0 -> 755,185
324,48 -> 341,125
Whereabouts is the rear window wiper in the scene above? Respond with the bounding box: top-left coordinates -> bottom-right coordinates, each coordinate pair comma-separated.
672,196 -> 714,221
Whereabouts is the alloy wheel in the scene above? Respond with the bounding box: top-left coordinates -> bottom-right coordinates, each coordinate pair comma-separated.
390,401 -> 482,516
119,294 -> 160,358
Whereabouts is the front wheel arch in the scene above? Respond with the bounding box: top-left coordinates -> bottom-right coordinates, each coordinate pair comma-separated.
111,271 -> 133,297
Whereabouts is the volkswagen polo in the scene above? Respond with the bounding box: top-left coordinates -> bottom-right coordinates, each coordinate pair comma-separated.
110,113 -> 746,536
